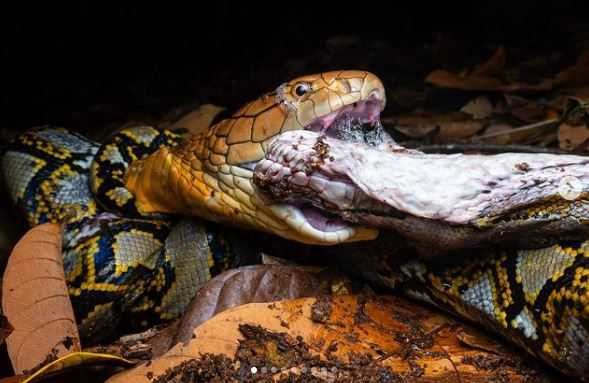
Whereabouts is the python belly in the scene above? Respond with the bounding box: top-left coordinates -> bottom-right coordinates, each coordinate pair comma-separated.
2,70 -> 589,380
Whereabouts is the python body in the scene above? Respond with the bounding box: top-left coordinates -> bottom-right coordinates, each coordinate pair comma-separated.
1,71 -> 588,380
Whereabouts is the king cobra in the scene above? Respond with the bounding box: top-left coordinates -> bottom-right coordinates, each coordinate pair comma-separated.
2,70 -> 589,380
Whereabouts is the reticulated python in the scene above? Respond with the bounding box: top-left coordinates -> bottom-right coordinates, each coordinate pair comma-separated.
1,71 -> 588,380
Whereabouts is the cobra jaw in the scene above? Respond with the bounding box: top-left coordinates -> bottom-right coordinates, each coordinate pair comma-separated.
266,203 -> 378,244
256,96 -> 388,245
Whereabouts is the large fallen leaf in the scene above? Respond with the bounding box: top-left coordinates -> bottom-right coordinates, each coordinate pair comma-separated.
107,295 -> 558,382
2,223 -> 81,375
80,265 -> 354,362
173,265 -> 353,345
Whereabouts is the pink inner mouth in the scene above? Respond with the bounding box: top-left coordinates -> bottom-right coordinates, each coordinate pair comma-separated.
290,97 -> 385,233
306,98 -> 382,136
300,206 -> 348,232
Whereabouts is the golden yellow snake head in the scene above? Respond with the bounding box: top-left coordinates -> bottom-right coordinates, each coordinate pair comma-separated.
125,70 -> 386,245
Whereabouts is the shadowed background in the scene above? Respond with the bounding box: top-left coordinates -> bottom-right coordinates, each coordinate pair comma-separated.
2,1 -> 586,136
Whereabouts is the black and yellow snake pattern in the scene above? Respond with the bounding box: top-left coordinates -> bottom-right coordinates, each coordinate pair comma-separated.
377,241 -> 589,379
1,126 -> 240,344
1,70 -> 589,381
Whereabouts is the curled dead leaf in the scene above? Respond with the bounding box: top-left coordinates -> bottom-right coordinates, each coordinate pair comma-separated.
106,295 -> 557,383
2,223 -> 81,375
425,69 -> 503,91
91,265 -> 352,361
173,265 -> 353,345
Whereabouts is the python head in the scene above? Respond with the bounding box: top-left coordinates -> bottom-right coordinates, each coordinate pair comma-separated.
124,70 -> 386,245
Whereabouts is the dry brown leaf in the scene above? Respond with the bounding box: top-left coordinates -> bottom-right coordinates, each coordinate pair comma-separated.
566,87 -> 589,103
83,322 -> 180,362
555,49 -> 589,86
106,295 -> 556,383
460,96 -> 494,120
498,79 -> 554,93
173,265 -> 352,345
386,116 -> 437,138
425,68 -> 554,93
436,120 -> 485,142
2,223 -> 81,375
473,46 -> 506,77
385,112 -> 484,142
425,69 -> 503,91
93,265 -> 351,360
509,101 -> 548,123
170,103 -> 226,136
456,328 -> 512,355
0,376 -> 26,383
558,122 -> 589,151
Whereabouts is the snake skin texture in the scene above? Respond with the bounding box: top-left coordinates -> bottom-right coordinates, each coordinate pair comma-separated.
388,240 -> 589,380
89,125 -> 182,218
1,126 -> 239,344
1,71 -> 588,380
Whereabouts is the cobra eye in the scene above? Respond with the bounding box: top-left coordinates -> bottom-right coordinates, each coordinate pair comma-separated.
294,83 -> 310,97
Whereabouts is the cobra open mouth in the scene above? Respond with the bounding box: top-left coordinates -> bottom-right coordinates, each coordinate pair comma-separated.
304,97 -> 384,145
259,97 -> 388,243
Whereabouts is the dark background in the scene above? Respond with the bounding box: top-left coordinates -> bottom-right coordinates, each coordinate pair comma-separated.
2,1 -> 587,137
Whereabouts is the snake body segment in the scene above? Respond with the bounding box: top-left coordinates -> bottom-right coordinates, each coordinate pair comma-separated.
392,242 -> 589,379
2,127 -> 238,343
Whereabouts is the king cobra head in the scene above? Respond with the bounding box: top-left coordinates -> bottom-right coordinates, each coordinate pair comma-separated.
124,70 -> 387,245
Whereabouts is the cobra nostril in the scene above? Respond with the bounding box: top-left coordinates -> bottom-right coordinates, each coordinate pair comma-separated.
368,89 -> 382,101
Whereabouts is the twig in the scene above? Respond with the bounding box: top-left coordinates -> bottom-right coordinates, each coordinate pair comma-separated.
470,118 -> 560,141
